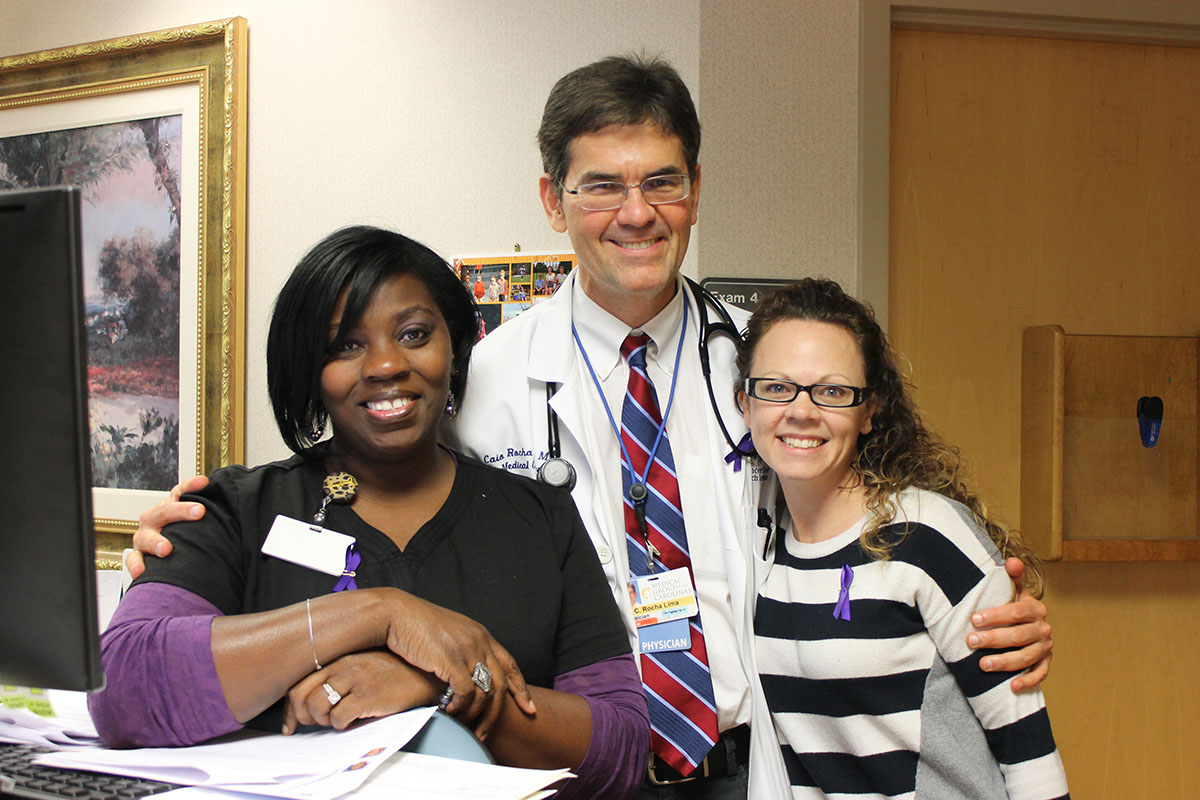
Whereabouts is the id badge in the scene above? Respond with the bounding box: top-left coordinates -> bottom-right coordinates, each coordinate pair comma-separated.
637,617 -> 692,654
629,567 -> 699,627
629,568 -> 698,654
262,515 -> 355,576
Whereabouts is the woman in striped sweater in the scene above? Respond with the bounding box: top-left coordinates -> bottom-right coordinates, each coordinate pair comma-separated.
736,279 -> 1068,799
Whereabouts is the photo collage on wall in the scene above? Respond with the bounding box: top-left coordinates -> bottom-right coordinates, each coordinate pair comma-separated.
451,252 -> 575,338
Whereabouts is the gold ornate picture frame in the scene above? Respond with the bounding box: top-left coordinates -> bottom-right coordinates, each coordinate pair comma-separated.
0,19 -> 246,544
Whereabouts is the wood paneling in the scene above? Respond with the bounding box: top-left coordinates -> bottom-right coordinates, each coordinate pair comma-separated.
1022,327 -> 1198,557
891,28 -> 1200,798
1021,325 -> 1065,559
1062,334 -> 1197,542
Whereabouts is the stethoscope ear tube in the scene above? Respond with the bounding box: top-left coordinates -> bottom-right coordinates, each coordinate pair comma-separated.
540,381 -> 578,490
687,278 -> 754,458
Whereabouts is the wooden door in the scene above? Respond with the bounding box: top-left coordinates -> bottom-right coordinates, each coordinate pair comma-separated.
891,28 -> 1200,798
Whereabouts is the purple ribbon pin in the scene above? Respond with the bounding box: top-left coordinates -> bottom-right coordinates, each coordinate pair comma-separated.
832,564 -> 853,621
333,544 -> 360,592
724,432 -> 755,472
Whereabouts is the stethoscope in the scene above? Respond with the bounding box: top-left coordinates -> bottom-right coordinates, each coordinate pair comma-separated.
538,379 -> 578,489
536,277 -> 753,490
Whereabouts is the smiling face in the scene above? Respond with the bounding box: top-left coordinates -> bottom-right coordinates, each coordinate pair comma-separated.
539,121 -> 700,326
741,319 -> 874,498
320,274 -> 453,468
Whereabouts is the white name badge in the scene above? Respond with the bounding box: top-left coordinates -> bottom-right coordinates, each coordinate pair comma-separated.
261,515 -> 355,576
630,567 -> 699,628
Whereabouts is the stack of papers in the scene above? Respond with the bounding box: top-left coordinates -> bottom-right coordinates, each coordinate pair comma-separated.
15,698 -> 570,800
0,689 -> 100,748
170,751 -> 566,800
37,709 -> 437,797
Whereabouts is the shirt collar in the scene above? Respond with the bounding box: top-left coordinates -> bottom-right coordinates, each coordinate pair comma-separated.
571,276 -> 688,379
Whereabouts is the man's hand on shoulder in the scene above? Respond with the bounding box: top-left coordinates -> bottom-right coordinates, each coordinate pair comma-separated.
966,557 -> 1053,693
124,475 -> 210,579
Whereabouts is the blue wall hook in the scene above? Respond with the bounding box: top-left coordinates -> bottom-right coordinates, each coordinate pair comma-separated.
1136,396 -> 1163,448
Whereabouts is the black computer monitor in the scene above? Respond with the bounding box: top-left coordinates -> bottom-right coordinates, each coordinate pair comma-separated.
0,186 -> 104,691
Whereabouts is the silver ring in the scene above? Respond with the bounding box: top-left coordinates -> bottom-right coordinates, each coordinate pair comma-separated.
436,686 -> 454,712
322,681 -> 342,706
471,662 -> 493,693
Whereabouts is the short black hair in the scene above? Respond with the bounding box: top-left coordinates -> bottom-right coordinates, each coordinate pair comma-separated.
537,54 -> 701,189
266,226 -> 477,454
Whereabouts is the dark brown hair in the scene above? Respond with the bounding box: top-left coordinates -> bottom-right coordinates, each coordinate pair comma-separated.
537,54 -> 700,190
737,278 -> 1042,596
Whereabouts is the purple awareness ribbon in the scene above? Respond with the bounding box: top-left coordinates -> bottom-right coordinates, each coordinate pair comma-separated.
333,544 -> 360,592
724,432 -> 755,472
832,564 -> 854,621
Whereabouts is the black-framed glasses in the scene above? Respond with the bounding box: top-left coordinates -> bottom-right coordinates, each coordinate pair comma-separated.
560,174 -> 691,211
744,378 -> 869,408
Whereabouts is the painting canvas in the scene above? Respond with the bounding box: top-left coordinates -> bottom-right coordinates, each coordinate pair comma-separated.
1,116 -> 183,490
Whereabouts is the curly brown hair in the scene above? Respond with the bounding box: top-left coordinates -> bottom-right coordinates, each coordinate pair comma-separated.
736,278 -> 1043,597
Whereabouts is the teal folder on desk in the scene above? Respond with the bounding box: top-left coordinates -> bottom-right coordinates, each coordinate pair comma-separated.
401,712 -> 493,764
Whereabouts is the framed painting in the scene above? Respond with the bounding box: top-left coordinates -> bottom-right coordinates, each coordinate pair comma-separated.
0,19 -> 247,544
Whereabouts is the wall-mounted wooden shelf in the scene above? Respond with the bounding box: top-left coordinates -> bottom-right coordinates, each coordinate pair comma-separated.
1020,326 -> 1199,561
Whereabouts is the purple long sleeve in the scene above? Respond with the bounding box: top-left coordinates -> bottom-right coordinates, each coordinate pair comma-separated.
551,652 -> 648,800
87,582 -> 241,747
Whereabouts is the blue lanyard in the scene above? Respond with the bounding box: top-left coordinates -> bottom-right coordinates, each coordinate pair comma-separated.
570,300 -> 689,501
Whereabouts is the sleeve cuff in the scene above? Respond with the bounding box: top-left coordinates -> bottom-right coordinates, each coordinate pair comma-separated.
552,653 -> 648,800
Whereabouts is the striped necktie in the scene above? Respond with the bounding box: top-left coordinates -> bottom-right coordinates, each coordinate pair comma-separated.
620,332 -> 719,776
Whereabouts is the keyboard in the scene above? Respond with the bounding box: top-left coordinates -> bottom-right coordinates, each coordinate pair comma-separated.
0,744 -> 178,800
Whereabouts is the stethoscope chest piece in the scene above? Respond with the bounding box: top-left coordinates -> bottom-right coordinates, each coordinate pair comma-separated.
537,456 -> 577,490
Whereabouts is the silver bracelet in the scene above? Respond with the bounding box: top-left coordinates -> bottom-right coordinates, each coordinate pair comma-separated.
306,597 -> 322,670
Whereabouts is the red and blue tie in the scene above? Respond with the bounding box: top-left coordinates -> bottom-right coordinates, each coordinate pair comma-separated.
620,333 -> 719,776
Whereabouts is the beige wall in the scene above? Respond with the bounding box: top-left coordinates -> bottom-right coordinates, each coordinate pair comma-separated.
699,0 -> 860,290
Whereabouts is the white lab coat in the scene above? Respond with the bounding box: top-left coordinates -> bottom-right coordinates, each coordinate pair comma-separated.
448,270 -> 789,797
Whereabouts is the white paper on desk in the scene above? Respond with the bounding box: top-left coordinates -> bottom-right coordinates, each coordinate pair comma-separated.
36,707 -> 434,798
0,690 -> 101,748
353,750 -> 572,800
